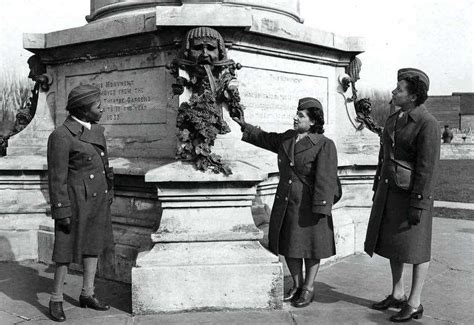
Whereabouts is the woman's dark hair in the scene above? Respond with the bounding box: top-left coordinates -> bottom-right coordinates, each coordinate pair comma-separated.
300,105 -> 325,134
67,102 -> 94,120
403,76 -> 428,106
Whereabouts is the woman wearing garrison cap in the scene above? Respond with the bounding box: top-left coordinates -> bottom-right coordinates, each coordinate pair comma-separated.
365,68 -> 440,322
232,98 -> 339,308
47,84 -> 114,322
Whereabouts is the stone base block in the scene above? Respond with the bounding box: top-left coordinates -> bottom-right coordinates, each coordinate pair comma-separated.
0,230 -> 38,261
132,262 -> 283,314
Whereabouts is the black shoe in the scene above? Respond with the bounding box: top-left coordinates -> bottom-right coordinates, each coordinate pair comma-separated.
293,288 -> 314,308
49,301 -> 66,322
79,295 -> 110,311
390,303 -> 423,322
372,294 -> 407,310
283,287 -> 302,302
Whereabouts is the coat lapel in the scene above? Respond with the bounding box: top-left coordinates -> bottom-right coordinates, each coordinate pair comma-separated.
63,116 -> 105,149
385,112 -> 398,145
63,116 -> 82,136
295,133 -> 323,155
282,135 -> 295,165
80,124 -> 106,149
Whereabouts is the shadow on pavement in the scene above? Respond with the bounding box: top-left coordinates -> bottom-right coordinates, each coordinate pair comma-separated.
313,281 -> 374,307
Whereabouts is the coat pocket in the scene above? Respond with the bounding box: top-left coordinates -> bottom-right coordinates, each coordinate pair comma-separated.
392,160 -> 414,191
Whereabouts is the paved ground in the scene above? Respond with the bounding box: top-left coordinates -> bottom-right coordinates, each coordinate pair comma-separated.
1,217 -> 473,325
434,200 -> 474,210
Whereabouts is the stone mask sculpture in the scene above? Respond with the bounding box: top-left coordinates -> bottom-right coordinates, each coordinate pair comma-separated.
0,55 -> 51,156
167,27 -> 244,175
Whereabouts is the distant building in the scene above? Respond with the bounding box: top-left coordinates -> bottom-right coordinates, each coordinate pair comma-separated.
425,92 -> 474,130
453,92 -> 474,130
425,95 -> 460,128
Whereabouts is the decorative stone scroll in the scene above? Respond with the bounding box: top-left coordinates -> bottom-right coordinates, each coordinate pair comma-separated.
339,56 -> 383,136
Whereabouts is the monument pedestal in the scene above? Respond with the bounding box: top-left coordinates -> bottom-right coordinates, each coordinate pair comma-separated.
132,161 -> 283,314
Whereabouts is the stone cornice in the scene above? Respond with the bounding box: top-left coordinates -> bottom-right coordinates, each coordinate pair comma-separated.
24,4 -> 364,55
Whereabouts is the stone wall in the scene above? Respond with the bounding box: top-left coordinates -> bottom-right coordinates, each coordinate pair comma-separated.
440,143 -> 474,160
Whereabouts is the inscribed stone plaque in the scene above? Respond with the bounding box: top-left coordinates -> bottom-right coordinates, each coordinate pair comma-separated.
65,68 -> 167,125
238,67 -> 328,132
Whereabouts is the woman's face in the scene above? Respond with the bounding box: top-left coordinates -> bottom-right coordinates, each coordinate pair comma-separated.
293,109 -> 315,133
83,100 -> 103,123
392,80 -> 416,108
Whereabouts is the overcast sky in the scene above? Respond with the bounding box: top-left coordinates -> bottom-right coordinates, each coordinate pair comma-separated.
1,0 -> 472,95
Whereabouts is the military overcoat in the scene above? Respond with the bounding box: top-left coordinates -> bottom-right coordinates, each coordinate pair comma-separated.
364,105 -> 440,264
47,116 -> 114,264
242,124 -> 338,259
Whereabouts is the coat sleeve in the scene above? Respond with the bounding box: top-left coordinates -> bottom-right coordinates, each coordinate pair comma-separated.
47,131 -> 72,219
312,139 -> 338,215
241,123 -> 284,154
410,117 -> 440,209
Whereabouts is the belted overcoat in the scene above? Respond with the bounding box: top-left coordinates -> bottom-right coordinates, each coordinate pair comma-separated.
242,124 -> 338,259
364,105 -> 440,264
47,116 -> 114,264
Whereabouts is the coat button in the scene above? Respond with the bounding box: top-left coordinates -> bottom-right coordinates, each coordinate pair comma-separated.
100,152 -> 105,157
322,200 -> 327,204
290,162 -> 294,167
102,170 -> 105,174
288,180 -> 292,184
285,197 -> 288,201
278,159 -> 281,162
92,193 -> 97,197
105,190 -> 108,194
384,179 -> 388,184
378,176 -> 381,180
392,143 -> 395,147
87,157 -> 92,161
417,194 -> 422,199
89,174 -> 95,179
57,203 -> 62,207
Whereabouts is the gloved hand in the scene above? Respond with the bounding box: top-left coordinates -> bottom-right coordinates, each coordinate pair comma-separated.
408,207 -> 422,225
57,217 -> 71,234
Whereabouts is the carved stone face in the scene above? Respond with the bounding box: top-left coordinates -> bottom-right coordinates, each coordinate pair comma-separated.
188,37 -> 219,65
27,55 -> 46,81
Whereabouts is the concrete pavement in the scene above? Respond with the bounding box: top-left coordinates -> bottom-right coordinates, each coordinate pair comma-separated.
434,201 -> 474,210
1,217 -> 473,324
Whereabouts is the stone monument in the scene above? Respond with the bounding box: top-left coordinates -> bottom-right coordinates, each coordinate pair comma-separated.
0,0 -> 380,315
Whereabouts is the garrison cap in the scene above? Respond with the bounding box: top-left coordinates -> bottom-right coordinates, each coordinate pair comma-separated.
398,68 -> 430,91
66,84 -> 100,111
297,97 -> 323,111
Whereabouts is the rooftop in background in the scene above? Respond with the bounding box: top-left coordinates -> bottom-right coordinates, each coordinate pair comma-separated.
452,92 -> 474,115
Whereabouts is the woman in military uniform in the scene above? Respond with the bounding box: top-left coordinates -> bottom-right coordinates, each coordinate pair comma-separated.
47,84 -> 114,322
232,97 -> 339,308
365,69 -> 440,322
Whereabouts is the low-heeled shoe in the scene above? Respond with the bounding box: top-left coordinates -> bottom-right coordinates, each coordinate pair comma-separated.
79,295 -> 110,311
390,303 -> 423,322
283,287 -> 302,302
49,301 -> 66,322
293,288 -> 314,308
372,294 -> 407,310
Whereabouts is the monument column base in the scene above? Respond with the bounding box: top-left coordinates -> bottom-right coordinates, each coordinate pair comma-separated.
132,161 -> 283,314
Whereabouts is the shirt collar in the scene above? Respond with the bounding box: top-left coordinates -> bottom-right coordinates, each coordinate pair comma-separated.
71,115 -> 91,130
